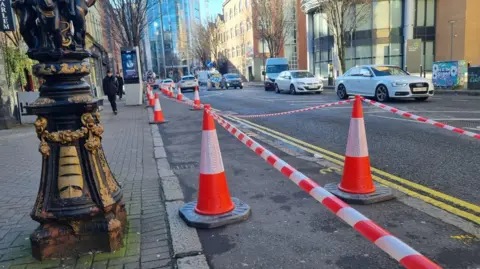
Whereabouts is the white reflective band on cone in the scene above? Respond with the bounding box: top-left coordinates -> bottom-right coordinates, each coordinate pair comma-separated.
154,99 -> 161,110
199,130 -> 225,175
345,118 -> 369,157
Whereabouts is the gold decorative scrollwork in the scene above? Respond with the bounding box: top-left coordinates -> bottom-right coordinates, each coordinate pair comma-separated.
45,129 -> 88,144
68,94 -> 93,103
31,97 -> 55,106
35,117 -> 50,157
59,63 -> 77,74
34,112 -> 104,156
81,113 -> 104,152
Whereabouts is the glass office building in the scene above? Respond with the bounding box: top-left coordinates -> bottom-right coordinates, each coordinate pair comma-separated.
303,0 -> 436,79
146,0 -> 201,79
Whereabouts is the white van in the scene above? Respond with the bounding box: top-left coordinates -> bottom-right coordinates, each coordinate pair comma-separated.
263,58 -> 289,91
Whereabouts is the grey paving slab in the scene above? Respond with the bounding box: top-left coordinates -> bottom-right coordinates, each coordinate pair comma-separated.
0,101 -> 174,268
160,176 -> 184,201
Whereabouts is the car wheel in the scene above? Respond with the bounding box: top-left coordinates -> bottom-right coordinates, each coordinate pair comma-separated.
234,87 -> 237,89
275,84 -> 280,94
290,84 -> 297,95
315,91 -> 322,94
415,97 -> 429,101
264,86 -> 269,91
337,84 -> 348,99
240,86 -> 243,89
375,85 -> 390,102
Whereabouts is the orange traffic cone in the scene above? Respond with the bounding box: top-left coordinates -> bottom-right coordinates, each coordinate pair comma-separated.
177,87 -> 183,101
149,89 -> 155,106
191,86 -> 202,110
179,104 -> 251,228
150,93 -> 167,124
324,96 -> 394,204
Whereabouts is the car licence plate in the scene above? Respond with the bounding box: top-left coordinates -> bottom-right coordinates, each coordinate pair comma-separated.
412,87 -> 427,92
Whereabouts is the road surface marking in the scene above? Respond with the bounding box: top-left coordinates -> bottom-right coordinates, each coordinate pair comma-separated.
223,115 -> 480,224
365,110 -> 480,114
429,118 -> 480,121
369,115 -> 423,123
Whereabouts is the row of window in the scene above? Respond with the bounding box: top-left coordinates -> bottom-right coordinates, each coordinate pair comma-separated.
219,21 -> 251,43
224,0 -> 249,21
221,42 -> 252,59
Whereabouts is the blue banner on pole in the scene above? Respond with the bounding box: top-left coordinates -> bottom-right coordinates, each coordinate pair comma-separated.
0,0 -> 15,32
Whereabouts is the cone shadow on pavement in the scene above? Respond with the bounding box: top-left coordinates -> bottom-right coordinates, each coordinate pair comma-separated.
179,104 -> 251,228
324,96 -> 395,204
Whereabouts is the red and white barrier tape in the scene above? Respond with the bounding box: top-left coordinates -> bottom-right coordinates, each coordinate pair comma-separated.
217,99 -> 353,118
362,99 -> 480,140
206,109 -> 440,269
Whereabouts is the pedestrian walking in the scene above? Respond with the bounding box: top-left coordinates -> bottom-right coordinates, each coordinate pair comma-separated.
103,70 -> 118,115
116,72 -> 124,100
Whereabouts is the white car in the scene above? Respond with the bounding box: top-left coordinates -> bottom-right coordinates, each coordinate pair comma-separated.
178,75 -> 199,92
161,79 -> 174,89
335,65 -> 434,102
274,70 -> 323,94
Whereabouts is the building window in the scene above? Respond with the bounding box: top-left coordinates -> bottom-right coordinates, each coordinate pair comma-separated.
247,21 -> 251,31
234,6 -> 237,16
390,0 -> 402,28
230,9 -> 232,19
373,0 -> 389,29
240,22 -> 244,34
231,28 -> 233,38
246,0 -> 248,8
416,0 -> 425,26
239,0 -> 242,12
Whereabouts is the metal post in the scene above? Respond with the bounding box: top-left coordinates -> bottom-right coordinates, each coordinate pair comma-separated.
14,0 -> 127,261
449,20 -> 456,61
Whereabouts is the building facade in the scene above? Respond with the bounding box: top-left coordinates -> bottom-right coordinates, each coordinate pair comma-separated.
301,0 -> 480,80
145,0 -> 201,80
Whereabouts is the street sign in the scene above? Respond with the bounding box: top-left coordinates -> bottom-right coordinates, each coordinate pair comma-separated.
0,0 -> 15,31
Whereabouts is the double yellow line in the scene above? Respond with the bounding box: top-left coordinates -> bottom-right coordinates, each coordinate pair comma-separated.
223,114 -> 480,225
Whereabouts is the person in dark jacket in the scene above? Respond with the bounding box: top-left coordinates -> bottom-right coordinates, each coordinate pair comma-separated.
116,72 -> 124,100
103,70 -> 118,115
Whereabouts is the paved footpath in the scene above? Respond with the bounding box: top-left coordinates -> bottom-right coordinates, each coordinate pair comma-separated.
0,100 -> 207,269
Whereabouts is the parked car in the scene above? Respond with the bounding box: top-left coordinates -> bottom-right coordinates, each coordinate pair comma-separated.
151,79 -> 162,89
263,58 -> 289,91
161,79 -> 175,89
221,73 -> 243,89
335,65 -> 434,102
274,70 -> 323,94
177,75 -> 198,92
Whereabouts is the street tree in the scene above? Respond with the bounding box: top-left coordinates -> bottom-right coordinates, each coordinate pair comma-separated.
108,0 -> 154,47
314,0 -> 371,74
251,0 -> 295,58
189,23 -> 211,68
208,17 -> 223,67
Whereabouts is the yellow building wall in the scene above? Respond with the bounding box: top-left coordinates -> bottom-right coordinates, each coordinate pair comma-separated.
464,0 -> 480,65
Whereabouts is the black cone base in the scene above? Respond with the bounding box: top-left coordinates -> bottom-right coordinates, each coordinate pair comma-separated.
179,197 -> 251,229
324,183 -> 395,205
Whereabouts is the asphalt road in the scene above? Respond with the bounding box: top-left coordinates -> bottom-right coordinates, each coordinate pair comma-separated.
157,90 -> 480,269
183,88 -> 480,209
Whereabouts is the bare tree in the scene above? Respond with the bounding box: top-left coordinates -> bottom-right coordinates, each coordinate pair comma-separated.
208,16 -> 223,66
315,0 -> 371,74
108,0 -> 156,47
251,0 -> 295,58
189,23 -> 211,68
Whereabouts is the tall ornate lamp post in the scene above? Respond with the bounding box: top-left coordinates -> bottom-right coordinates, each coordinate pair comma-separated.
13,0 -> 127,260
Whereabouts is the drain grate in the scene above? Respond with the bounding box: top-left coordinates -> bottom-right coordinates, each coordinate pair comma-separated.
171,162 -> 200,170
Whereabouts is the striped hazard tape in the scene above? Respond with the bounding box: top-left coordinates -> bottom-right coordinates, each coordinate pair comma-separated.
217,99 -> 353,118
362,98 -> 480,140
206,109 -> 441,269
